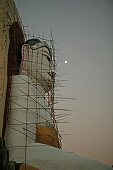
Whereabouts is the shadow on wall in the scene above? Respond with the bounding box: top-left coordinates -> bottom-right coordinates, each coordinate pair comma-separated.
2,21 -> 25,138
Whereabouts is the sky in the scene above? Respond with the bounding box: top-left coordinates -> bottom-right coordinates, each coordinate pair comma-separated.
14,0 -> 113,166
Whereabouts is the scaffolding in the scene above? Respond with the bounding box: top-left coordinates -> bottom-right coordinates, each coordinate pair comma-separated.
8,35 -> 62,145
4,28 -> 62,167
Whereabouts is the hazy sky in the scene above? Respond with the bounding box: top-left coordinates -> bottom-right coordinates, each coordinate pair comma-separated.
14,0 -> 113,166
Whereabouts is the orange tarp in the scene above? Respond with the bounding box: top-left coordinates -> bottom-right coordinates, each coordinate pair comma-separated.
36,125 -> 60,148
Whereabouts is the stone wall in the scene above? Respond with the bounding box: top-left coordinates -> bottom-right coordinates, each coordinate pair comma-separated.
0,0 -> 24,136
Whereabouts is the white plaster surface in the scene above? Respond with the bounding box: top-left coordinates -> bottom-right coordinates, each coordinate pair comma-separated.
11,143 -> 112,170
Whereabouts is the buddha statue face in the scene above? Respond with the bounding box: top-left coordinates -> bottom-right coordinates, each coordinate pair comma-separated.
21,39 -> 53,93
